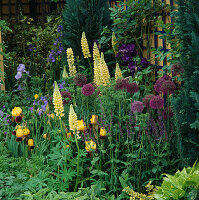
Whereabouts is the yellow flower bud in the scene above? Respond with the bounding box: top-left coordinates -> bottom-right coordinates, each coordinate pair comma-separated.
23,127 -> 30,136
115,63 -> 123,80
12,107 -> 22,117
43,133 -> 48,139
62,66 -> 69,79
66,48 -> 76,77
100,127 -> 107,139
50,113 -> 55,119
28,139 -> 34,147
90,115 -> 98,125
100,53 -> 110,86
69,104 -> 78,131
67,132 -> 72,138
16,128 -> 23,138
53,81 -> 64,119
34,94 -> 39,100
85,139 -> 97,152
77,120 -> 86,132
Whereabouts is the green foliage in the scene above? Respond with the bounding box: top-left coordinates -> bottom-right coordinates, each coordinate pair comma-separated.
102,0 -> 169,57
172,0 -> 199,164
62,0 -> 111,57
3,14 -> 63,91
155,162 -> 199,200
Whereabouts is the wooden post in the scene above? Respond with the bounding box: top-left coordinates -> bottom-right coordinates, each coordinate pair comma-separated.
0,30 -> 5,91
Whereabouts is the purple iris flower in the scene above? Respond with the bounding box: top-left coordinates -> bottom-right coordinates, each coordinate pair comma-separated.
29,107 -> 33,112
0,110 -> 3,117
58,81 -> 65,89
15,72 -> 22,80
41,105 -> 46,112
17,84 -> 23,91
38,110 -> 42,116
17,64 -> 26,72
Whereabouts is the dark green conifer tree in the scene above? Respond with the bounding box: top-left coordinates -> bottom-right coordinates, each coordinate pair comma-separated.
62,0 -> 111,57
172,0 -> 199,165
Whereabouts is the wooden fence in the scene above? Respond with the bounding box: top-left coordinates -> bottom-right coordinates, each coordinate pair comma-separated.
0,31 -> 5,91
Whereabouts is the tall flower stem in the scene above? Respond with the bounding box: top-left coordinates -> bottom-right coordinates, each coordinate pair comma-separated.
74,133 -> 80,192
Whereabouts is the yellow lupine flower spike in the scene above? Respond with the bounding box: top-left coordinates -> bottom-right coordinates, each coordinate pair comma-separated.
93,42 -> 100,63
93,57 -> 102,86
69,104 -> 78,131
53,81 -> 64,119
81,32 -> 91,58
115,63 -> 123,80
62,66 -> 68,78
100,52 -> 110,86
66,48 -> 76,77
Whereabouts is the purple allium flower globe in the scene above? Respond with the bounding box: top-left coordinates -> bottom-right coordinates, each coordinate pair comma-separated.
74,74 -> 87,87
160,80 -> 176,95
171,63 -> 184,76
61,91 -> 72,105
82,83 -> 95,96
126,82 -> 139,94
142,94 -> 155,108
131,101 -> 144,113
154,75 -> 172,93
115,78 -> 129,90
149,95 -> 164,109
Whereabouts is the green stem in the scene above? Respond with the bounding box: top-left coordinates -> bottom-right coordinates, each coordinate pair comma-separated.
74,133 -> 80,192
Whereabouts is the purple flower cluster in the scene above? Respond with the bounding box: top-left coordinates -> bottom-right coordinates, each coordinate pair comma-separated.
142,94 -> 155,108
48,25 -> 64,63
171,63 -> 184,76
149,95 -> 164,109
61,91 -> 72,105
15,64 -> 29,80
115,79 -> 129,90
131,101 -> 144,113
116,43 -> 137,63
74,74 -> 87,87
0,109 -> 10,125
28,44 -> 36,52
126,82 -> 139,94
82,83 -> 95,96
58,81 -> 65,89
33,96 -> 48,116
141,58 -> 150,68
154,75 -> 176,95
115,78 -> 139,94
